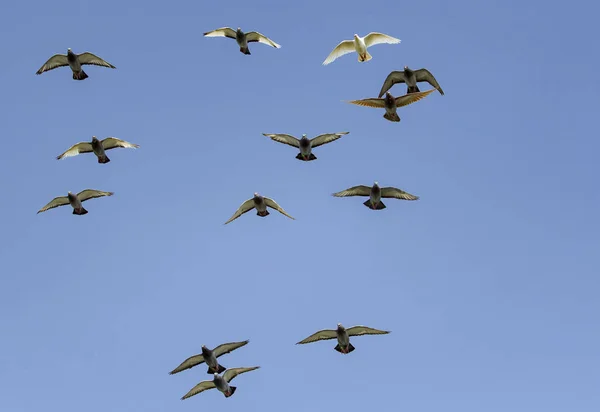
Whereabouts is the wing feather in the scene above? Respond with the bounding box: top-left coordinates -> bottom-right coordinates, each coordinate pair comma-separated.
332,185 -> 372,197
213,340 -> 250,358
37,196 -> 70,214
262,133 -> 300,148
36,54 -> 69,75
101,137 -> 140,151
322,40 -> 355,65
181,380 -> 216,400
414,69 -> 444,95
363,32 -> 401,47
310,132 -> 349,148
345,326 -> 391,337
378,71 -> 407,98
346,98 -> 386,108
77,52 -> 116,68
222,366 -> 260,383
296,329 -> 338,344
76,189 -> 114,203
263,197 -> 295,220
56,142 -> 94,160
380,187 -> 419,200
203,27 -> 237,39
245,32 -> 281,48
224,198 -> 256,225
394,89 -> 435,107
169,354 -> 205,375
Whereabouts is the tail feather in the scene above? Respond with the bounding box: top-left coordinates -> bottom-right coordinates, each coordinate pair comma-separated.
257,210 -> 270,217
240,47 -> 251,55
225,386 -> 237,397
363,199 -> 386,210
334,343 -> 356,354
407,85 -> 421,93
73,70 -> 88,80
207,364 -> 227,374
296,153 -> 317,161
359,50 -> 373,62
98,155 -> 111,164
73,207 -> 88,215
383,112 -> 400,122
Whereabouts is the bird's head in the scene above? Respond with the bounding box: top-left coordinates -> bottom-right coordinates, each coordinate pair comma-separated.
374,181 -> 380,187
201,345 -> 208,350
254,192 -> 260,198
213,372 -> 219,378
91,136 -> 98,141
337,323 -> 344,330
237,27 -> 242,32
353,34 -> 359,39
67,48 -> 72,53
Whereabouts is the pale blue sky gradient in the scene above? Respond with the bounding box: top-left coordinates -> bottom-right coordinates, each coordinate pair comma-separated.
0,1 -> 599,411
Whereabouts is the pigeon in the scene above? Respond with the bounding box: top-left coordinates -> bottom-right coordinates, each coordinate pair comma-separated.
169,340 -> 250,375
203,27 -> 281,55
322,32 -> 400,65
262,132 -> 349,161
56,136 -> 139,164
346,89 -> 435,122
37,190 -> 114,215
332,181 -> 419,210
181,366 -> 260,400
378,66 -> 444,97
296,323 -> 390,354
36,48 -> 115,80
224,193 -> 295,224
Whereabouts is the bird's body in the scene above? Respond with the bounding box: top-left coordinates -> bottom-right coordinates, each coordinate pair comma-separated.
37,190 -> 114,215
180,367 -> 260,400
296,323 -> 390,354
346,89 -> 435,122
322,32 -> 401,65
262,132 -> 349,161
203,27 -> 281,55
56,136 -> 140,163
378,66 -> 444,97
224,193 -> 295,224
169,340 -> 250,375
332,182 -> 419,210
36,48 -> 115,80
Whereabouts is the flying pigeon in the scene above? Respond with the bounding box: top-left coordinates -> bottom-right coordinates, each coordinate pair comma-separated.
378,66 -> 444,97
169,340 -> 250,375
296,323 -> 390,354
203,27 -> 281,55
37,190 -> 113,215
332,182 -> 419,210
262,132 -> 349,161
56,136 -> 139,164
224,193 -> 295,224
36,48 -> 115,80
181,366 -> 260,400
323,32 -> 400,65
346,89 -> 435,122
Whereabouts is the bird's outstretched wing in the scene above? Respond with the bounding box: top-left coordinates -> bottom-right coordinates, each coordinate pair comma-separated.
363,32 -> 401,47
345,326 -> 391,337
36,54 -> 69,75
169,353 -> 206,375
224,198 -> 256,225
262,133 -> 300,148
378,71 -> 407,98
180,380 -> 216,400
37,196 -> 70,214
380,187 -> 419,200
296,329 -> 338,344
56,142 -> 94,160
101,137 -> 140,151
245,32 -> 281,48
222,366 -> 260,383
78,52 -> 116,68
322,40 -> 355,65
213,340 -> 250,358
346,98 -> 386,108
203,27 -> 237,39
76,190 -> 114,203
414,69 -> 444,95
332,185 -> 372,197
263,197 -> 295,220
310,132 -> 349,148
393,89 -> 435,107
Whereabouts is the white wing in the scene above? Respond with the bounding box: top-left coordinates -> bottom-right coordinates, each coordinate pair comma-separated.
77,52 -> 116,69
310,132 -> 348,148
181,380 -> 216,400
101,137 -> 140,151
262,133 -> 300,148
322,40 -> 355,65
76,189 -> 114,203
37,196 -> 70,214
203,27 -> 237,39
363,32 -> 401,48
345,325 -> 391,337
56,142 -> 94,160
296,329 -> 338,344
332,185 -> 372,197
263,197 -> 295,220
36,54 -> 68,75
245,32 -> 281,48
222,366 -> 260,383
224,198 -> 256,225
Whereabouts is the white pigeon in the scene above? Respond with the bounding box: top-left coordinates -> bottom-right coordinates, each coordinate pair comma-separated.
323,33 -> 401,65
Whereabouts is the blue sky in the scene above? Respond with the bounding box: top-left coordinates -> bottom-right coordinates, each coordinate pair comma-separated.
0,0 -> 599,411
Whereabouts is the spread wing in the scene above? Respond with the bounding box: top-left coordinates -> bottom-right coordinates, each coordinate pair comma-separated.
346,326 -> 391,337
414,69 -> 444,95
213,340 -> 250,358
203,27 -> 237,39
56,142 -> 94,160
224,198 -> 256,225
101,137 -> 140,151
296,329 -> 337,344
262,133 -> 300,148
181,380 -> 216,400
245,32 -> 281,48
222,366 -> 260,383
378,71 -> 407,98
37,196 -> 70,214
332,185 -> 372,198
77,52 -> 116,69
394,89 -> 435,107
346,98 -> 386,108
322,40 -> 355,65
310,132 -> 349,148
263,197 -> 295,220
76,189 -> 114,203
363,32 -> 401,48
36,54 -> 68,75
380,187 -> 419,200
169,354 -> 205,375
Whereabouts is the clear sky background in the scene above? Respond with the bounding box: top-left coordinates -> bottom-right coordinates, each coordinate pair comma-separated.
0,0 -> 599,411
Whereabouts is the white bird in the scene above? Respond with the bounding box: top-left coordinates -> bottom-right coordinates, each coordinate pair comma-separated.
203,27 -> 281,55
224,193 -> 295,224
56,136 -> 139,163
322,32 -> 401,65
36,48 -> 115,80
296,323 -> 390,354
37,190 -> 114,215
181,366 -> 260,400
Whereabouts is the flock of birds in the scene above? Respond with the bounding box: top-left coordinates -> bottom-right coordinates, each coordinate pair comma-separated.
33,26 -> 444,401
